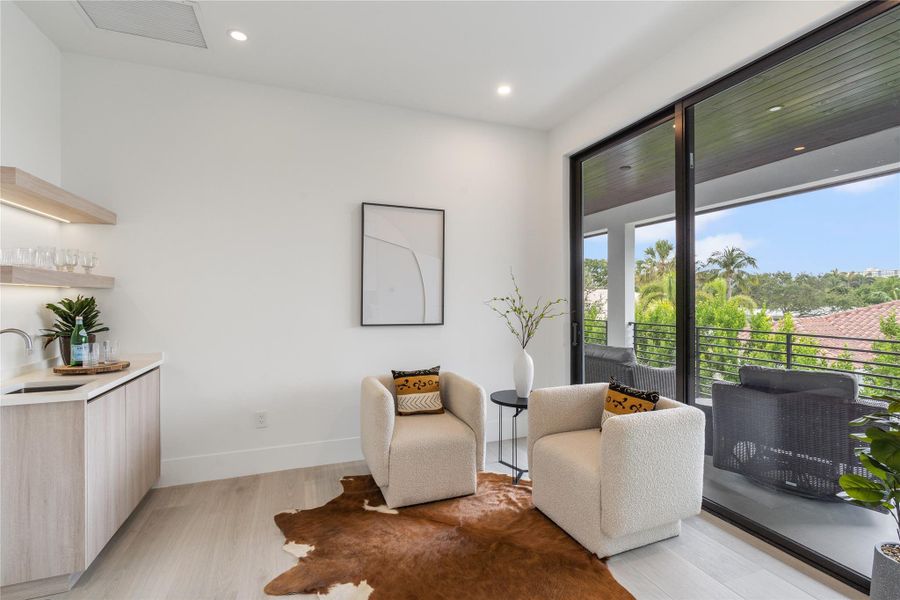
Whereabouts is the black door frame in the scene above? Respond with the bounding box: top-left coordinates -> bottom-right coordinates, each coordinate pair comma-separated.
568,1 -> 897,592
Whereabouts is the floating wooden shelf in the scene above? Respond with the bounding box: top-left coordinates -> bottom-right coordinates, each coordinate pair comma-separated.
0,166 -> 116,224
0,266 -> 115,289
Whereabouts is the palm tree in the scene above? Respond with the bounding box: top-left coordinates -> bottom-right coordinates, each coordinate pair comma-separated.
636,239 -> 674,284
637,271 -> 676,314
702,246 -> 758,299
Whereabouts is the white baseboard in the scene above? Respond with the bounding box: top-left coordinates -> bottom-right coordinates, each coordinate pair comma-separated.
158,417 -> 529,487
158,436 -> 363,487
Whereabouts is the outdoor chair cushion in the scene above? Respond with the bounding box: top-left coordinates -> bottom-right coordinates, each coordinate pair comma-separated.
738,366 -> 857,400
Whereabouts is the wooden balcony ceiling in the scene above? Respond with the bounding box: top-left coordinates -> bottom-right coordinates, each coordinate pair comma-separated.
582,8 -> 900,215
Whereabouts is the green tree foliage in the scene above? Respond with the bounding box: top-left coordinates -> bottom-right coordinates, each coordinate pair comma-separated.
636,271 -> 676,314
636,239 -> 674,284
584,258 -> 608,327
700,246 -> 758,299
625,240 -> 900,398
865,311 -> 900,394
752,272 -> 900,315
585,258 -> 608,290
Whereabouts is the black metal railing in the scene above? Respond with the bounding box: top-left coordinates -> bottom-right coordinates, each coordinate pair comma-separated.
583,318 -> 608,345
585,319 -> 900,400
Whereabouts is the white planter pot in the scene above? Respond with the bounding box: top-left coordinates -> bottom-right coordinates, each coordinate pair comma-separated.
513,348 -> 534,398
871,542 -> 900,600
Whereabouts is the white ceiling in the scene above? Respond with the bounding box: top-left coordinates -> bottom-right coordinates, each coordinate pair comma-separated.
17,1 -> 777,130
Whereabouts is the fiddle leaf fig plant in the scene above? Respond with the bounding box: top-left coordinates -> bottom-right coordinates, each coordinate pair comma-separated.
838,396 -> 900,544
39,295 -> 109,348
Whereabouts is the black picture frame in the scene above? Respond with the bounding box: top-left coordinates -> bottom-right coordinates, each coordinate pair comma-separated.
360,202 -> 445,326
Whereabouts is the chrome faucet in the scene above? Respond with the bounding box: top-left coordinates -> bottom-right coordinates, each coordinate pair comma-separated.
1,328 -> 34,354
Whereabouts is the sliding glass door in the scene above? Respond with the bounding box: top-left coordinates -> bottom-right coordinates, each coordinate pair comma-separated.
691,6 -> 900,583
574,115 -> 677,395
570,3 -> 899,591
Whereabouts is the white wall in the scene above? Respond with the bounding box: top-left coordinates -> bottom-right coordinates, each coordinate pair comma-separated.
4,0 -> 859,487
540,0 -> 858,378
60,54 -> 550,486
0,2 -> 64,377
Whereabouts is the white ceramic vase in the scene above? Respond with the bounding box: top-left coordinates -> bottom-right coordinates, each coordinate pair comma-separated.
513,347 -> 534,398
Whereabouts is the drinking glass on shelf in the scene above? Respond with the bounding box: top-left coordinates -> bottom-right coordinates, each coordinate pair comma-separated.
53,248 -> 68,271
64,249 -> 79,272
1,248 -> 14,266
101,340 -> 119,363
84,343 -> 101,368
16,248 -> 36,267
35,246 -> 55,270
80,251 -> 98,274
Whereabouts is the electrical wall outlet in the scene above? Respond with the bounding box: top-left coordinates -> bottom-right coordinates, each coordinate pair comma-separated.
254,411 -> 268,429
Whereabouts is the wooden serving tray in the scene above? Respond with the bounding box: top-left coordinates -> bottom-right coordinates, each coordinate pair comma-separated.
53,360 -> 130,376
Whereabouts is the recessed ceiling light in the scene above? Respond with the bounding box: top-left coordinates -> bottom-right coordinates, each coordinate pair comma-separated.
228,29 -> 248,42
768,105 -> 783,112
497,84 -> 512,97
794,145 -> 806,152
620,165 -> 632,171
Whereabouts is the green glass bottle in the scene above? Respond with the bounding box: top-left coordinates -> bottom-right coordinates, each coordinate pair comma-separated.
70,315 -> 89,366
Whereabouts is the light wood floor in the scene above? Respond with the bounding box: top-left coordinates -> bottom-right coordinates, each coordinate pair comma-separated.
46,457 -> 866,600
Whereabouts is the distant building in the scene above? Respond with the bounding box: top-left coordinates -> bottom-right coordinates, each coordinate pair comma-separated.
856,268 -> 900,278
778,299 -> 900,360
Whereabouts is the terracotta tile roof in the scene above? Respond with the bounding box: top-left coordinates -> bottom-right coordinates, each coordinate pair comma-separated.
785,299 -> 900,360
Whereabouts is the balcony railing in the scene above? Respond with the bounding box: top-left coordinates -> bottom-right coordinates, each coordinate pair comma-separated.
583,318 -> 608,345
583,319 -> 900,399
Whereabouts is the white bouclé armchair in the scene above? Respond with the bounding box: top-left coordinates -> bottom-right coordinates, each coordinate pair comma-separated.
360,371 -> 486,508
528,382 -> 705,557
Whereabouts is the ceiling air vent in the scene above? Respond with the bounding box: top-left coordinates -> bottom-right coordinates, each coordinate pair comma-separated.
77,1 -> 207,49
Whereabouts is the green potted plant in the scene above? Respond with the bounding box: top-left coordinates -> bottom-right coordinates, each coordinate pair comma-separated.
838,397 -> 900,600
39,295 -> 109,364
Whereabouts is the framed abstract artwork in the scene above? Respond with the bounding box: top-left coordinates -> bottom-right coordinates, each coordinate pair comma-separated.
361,202 -> 445,326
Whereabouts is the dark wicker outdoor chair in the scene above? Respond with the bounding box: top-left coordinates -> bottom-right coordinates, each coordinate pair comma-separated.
583,344 -> 676,398
711,366 -> 884,499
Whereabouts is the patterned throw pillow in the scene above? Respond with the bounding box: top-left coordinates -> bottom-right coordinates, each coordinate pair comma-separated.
601,379 -> 659,428
392,366 -> 444,415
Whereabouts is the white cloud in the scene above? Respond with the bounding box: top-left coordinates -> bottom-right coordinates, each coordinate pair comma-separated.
696,211 -> 728,231
634,210 -> 729,245
635,220 -> 675,243
834,175 -> 895,195
695,233 -> 757,263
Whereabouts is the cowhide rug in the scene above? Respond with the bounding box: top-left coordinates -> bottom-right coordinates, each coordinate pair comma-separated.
265,472 -> 633,599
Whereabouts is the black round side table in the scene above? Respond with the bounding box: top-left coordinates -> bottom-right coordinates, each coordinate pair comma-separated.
490,390 -> 528,484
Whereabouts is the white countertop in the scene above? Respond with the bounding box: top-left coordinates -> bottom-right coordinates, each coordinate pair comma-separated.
1,353 -> 164,407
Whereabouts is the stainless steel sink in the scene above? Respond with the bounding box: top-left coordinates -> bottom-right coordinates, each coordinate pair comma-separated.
2,381 -> 91,395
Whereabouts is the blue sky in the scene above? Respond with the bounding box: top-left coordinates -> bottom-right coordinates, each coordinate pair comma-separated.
584,172 -> 900,274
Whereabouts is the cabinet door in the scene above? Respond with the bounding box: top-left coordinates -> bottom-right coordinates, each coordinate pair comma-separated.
126,369 -> 160,512
85,386 -> 128,564
1,402 -> 85,586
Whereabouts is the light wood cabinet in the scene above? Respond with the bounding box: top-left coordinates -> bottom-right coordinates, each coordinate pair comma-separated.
0,401 -> 85,587
1,368 -> 161,599
125,369 -> 160,512
85,385 -> 128,565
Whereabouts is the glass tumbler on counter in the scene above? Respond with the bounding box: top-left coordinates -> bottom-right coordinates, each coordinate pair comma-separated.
102,340 -> 119,363
84,343 -> 101,368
